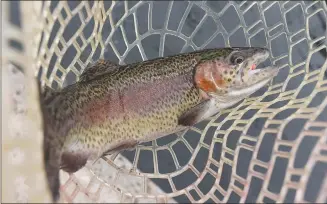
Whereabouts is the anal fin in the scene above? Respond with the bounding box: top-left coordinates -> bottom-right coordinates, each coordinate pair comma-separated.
60,151 -> 89,173
178,99 -> 215,127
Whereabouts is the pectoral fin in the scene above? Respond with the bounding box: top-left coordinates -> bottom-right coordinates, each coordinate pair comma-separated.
178,99 -> 214,126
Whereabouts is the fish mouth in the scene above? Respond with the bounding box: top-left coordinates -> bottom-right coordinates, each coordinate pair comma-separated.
228,48 -> 279,97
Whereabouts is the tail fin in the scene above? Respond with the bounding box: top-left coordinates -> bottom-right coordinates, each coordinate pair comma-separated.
43,143 -> 61,202
37,80 -> 61,202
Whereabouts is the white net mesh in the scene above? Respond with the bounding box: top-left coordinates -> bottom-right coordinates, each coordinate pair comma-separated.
3,1 -> 327,203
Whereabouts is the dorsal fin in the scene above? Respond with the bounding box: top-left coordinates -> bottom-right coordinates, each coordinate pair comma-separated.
79,59 -> 120,82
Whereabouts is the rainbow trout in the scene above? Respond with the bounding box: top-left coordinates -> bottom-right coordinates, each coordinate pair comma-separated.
39,47 -> 279,201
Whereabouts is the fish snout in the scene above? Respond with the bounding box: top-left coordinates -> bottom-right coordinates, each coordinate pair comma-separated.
228,65 -> 279,98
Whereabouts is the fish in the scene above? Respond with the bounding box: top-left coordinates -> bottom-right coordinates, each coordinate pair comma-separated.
38,47 -> 279,202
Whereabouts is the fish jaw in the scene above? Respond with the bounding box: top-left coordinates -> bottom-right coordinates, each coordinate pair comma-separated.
227,66 -> 279,97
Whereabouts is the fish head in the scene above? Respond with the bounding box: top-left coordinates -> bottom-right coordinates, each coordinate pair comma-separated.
195,47 -> 279,107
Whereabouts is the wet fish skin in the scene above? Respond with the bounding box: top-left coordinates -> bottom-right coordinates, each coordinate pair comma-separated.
39,47 -> 278,202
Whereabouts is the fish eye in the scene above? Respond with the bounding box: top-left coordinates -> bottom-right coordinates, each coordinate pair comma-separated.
230,54 -> 245,65
235,57 -> 244,64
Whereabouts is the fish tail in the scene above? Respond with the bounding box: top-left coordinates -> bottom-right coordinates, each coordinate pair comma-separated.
38,78 -> 62,202
44,143 -> 61,202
